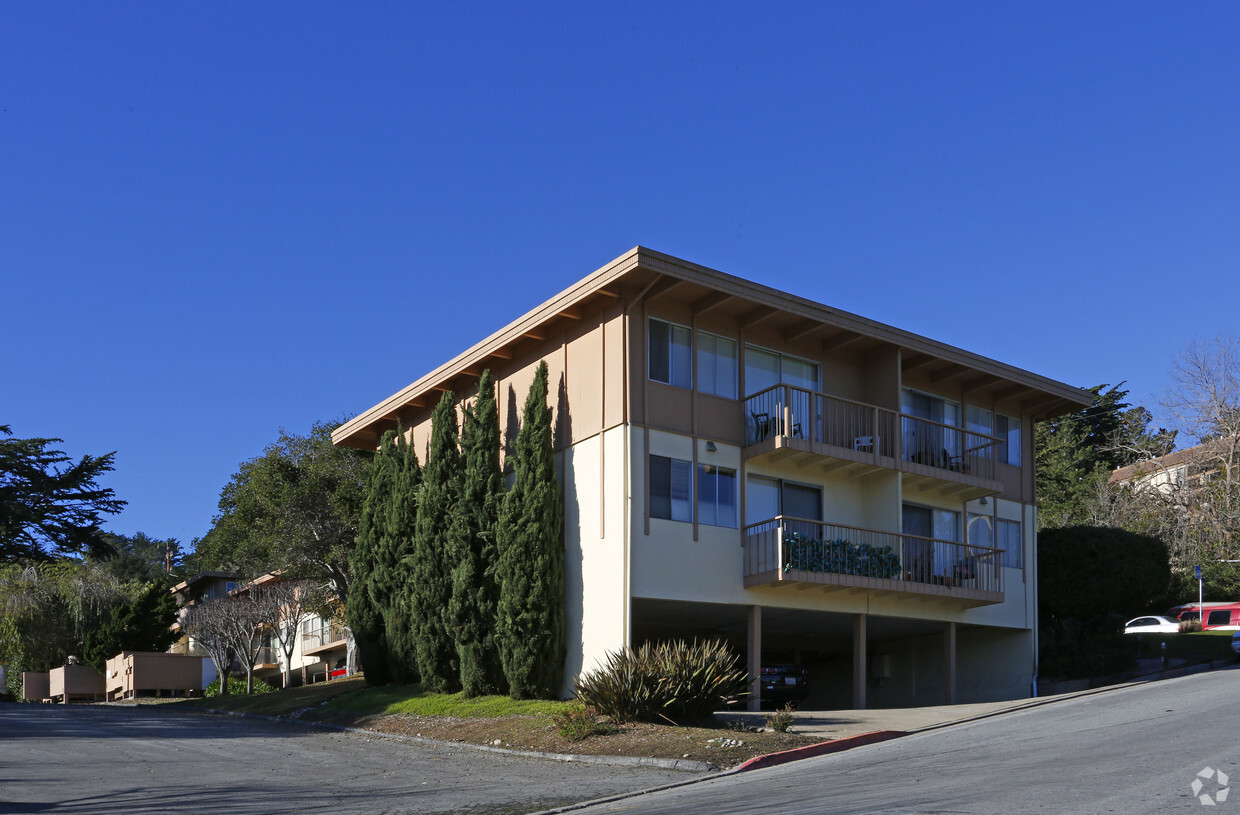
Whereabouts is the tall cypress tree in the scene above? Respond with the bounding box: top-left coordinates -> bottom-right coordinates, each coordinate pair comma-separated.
377,428 -> 421,683
409,392 -> 463,692
449,371 -> 506,697
347,431 -> 390,685
496,361 -> 565,699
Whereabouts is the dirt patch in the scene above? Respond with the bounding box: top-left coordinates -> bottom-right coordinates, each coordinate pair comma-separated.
303,709 -> 825,769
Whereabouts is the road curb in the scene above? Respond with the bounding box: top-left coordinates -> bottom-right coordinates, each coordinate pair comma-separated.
732,730 -> 908,772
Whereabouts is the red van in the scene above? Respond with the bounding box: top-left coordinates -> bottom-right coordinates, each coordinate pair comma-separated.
1169,602 -> 1240,631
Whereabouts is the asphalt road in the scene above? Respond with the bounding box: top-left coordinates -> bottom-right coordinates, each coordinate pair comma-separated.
559,665 -> 1240,814
0,705 -> 693,815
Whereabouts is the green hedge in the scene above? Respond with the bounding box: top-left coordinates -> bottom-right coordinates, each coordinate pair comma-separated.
783,533 -> 901,579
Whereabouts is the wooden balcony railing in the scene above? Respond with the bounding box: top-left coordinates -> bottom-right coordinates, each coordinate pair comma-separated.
743,516 -> 1003,598
744,385 -> 1001,481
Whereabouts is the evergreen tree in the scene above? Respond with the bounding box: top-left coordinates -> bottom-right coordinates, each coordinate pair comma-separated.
449,371 -> 506,697
380,429 -> 421,683
83,581 -> 179,670
495,362 -> 565,699
408,393 -> 463,692
346,430 -> 394,685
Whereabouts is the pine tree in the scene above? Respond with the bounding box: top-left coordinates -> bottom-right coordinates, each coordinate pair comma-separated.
449,371 -> 506,697
409,392 -> 463,692
346,431 -> 391,685
495,361 -> 565,699
382,428 -> 422,683
83,581 -> 179,670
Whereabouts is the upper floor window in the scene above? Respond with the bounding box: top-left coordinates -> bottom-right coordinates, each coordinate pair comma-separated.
697,331 -> 737,399
649,319 -> 692,389
996,415 -> 1021,466
745,346 -> 819,396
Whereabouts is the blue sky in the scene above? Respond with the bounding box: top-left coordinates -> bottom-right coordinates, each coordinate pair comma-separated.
3,3 -> 1238,545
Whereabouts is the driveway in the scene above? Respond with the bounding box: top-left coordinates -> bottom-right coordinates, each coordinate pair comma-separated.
0,704 -> 696,814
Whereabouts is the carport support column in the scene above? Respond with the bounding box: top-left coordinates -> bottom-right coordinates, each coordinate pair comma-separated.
944,621 -> 957,705
852,613 -> 867,710
747,605 -> 762,712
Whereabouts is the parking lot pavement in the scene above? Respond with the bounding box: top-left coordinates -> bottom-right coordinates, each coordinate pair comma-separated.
0,704 -> 697,815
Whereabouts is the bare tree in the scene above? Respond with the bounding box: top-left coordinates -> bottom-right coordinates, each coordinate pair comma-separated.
251,579 -> 328,689
226,592 -> 271,694
182,599 -> 236,696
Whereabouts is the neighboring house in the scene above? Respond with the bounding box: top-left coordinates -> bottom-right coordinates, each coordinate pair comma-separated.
332,247 -> 1090,708
1108,438 -> 1233,495
168,571 -> 238,658
232,572 -> 351,687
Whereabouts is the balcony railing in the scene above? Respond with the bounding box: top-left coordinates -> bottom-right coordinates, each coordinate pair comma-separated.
743,516 -> 1003,600
744,385 -> 1001,482
302,624 -> 346,653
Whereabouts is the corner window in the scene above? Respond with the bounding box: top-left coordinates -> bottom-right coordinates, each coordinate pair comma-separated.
997,518 -> 1022,568
650,454 -> 692,522
697,464 -> 737,528
696,331 -> 737,399
649,319 -> 692,389
996,415 -> 1021,466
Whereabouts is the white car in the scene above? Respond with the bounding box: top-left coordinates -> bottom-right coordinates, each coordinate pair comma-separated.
1123,615 -> 1180,635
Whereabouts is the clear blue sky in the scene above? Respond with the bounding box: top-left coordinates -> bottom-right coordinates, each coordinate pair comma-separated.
3,3 -> 1238,546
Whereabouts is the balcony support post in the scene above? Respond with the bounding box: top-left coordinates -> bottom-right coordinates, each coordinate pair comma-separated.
944,621 -> 957,705
747,605 -> 762,712
852,613 -> 867,710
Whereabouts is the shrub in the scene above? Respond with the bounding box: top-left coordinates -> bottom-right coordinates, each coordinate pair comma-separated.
573,639 -> 748,725
1180,618 -> 1203,633
552,706 -> 615,741
205,676 -> 277,697
765,703 -> 797,732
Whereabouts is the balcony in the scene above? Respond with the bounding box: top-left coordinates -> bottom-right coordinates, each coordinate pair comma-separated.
743,516 -> 1004,607
744,385 -> 1003,500
301,623 -> 347,657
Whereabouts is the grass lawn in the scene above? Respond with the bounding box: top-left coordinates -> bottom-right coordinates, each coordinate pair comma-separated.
159,675 -> 820,768
1131,629 -> 1237,664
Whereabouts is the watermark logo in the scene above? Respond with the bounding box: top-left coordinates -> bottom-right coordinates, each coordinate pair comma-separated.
1192,767 -> 1230,806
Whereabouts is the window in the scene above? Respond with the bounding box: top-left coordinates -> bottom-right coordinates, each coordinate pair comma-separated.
650,454 -> 692,522
902,389 -> 962,463
744,347 -> 820,395
649,319 -> 692,389
967,512 -> 993,548
746,476 -> 822,539
996,415 -> 1021,466
966,406 -> 994,459
697,464 -> 738,527
997,518 -> 1022,568
697,331 -> 737,398
1208,610 -> 1232,627
903,504 -> 961,542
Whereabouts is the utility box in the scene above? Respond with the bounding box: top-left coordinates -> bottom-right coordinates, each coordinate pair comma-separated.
105,652 -> 209,701
49,664 -> 105,703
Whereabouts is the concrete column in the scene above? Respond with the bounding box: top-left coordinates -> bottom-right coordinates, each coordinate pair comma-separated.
852,613 -> 867,710
747,605 -> 762,712
944,621 -> 957,705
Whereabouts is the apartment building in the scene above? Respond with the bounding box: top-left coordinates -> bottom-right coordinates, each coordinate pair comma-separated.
333,248 -> 1090,708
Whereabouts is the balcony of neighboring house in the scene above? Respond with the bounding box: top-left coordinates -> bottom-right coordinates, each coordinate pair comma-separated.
301,622 -> 347,658
743,516 -> 1004,607
743,385 -> 1004,501
254,646 -> 278,671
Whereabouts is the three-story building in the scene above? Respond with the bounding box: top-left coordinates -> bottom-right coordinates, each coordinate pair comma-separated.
333,248 -> 1090,708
